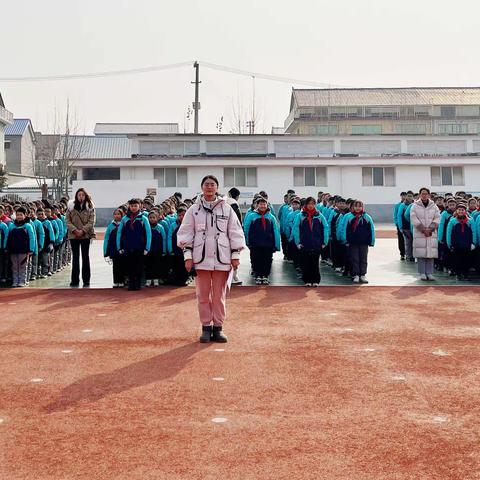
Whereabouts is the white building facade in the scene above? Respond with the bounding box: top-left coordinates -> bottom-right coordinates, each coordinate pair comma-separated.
70,133 -> 480,225
0,93 -> 14,167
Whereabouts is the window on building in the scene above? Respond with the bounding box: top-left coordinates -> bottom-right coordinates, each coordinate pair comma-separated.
394,124 -> 427,134
308,125 -> 338,135
440,106 -> 456,118
351,125 -> 382,135
414,106 -> 431,117
293,167 -> 327,187
362,167 -> 395,186
154,168 -> 188,187
83,168 -> 120,180
224,167 -> 257,187
438,123 -> 469,135
329,107 -> 346,119
365,107 -> 398,118
431,166 -> 464,186
456,106 -> 480,117
4,141 -> 10,150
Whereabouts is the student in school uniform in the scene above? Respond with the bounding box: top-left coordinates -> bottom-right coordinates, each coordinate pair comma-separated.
243,197 -> 281,285
339,200 -> 375,284
330,197 -> 348,273
0,219 -> 9,284
277,194 -> 291,260
292,196 -> 329,287
437,198 -> 457,274
28,207 -> 45,281
103,209 -> 125,288
393,192 -> 407,260
168,204 -> 190,286
284,197 -> 302,275
397,191 -> 415,262
6,207 -> 36,287
446,203 -> 477,280
145,210 -> 167,287
116,198 -> 152,291
36,208 -> 55,278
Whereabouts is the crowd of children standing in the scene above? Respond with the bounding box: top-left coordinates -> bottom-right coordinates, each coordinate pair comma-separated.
0,198 -> 71,287
394,190 -> 480,280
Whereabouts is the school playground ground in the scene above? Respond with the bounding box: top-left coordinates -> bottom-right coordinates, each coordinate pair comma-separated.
1,227 -> 479,479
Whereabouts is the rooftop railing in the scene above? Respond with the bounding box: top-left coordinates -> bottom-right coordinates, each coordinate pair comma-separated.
0,106 -> 13,125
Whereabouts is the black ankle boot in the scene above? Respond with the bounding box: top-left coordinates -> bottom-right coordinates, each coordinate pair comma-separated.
199,325 -> 213,343
212,326 -> 228,343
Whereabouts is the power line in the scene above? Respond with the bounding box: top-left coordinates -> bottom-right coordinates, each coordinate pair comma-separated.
0,62 -> 192,82
0,60 -> 347,87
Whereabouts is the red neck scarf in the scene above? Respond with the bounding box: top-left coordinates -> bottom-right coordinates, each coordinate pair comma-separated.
128,211 -> 138,230
302,207 -> 316,230
352,211 -> 364,231
457,215 -> 469,233
258,210 -> 267,230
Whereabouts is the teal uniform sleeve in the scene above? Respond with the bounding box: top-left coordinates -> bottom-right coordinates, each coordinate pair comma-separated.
167,223 -> 175,254
292,214 -> 302,246
36,220 -> 45,251
103,223 -> 113,256
320,214 -> 330,246
471,219 -> 478,246
396,203 -> 405,230
365,213 -> 376,246
26,224 -> 36,253
393,203 -> 400,228
243,213 -> 254,245
438,211 -> 447,243
116,218 -> 125,251
476,217 -> 480,246
446,219 -> 455,249
271,214 -> 281,251
144,218 -> 152,252
160,225 -> 167,254
0,223 -> 8,249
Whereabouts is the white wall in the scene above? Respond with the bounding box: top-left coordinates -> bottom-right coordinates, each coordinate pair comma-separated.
0,129 -> 4,166
75,163 -> 480,210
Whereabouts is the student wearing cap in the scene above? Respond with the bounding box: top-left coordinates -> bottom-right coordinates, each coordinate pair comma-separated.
243,197 -> 280,285
446,203 -> 477,280
292,196 -> 329,287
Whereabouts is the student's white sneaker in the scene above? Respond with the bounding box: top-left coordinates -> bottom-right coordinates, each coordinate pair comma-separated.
113,283 -> 120,288
153,279 -> 160,287
427,275 -> 436,281
305,283 -> 312,287
420,274 -> 428,281
312,283 -> 319,287
262,277 -> 270,285
334,267 -> 342,273
353,276 -> 360,283
360,276 -> 369,284
255,277 -> 263,285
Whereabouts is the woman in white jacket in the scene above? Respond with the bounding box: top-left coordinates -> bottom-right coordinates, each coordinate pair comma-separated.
177,175 -> 246,343
410,187 -> 440,281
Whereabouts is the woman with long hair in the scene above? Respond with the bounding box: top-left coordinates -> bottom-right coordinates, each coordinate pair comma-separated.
66,188 -> 96,287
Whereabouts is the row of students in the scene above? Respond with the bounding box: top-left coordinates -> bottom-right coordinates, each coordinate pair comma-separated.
103,196 -> 191,290
394,191 -> 480,280
0,199 -> 71,287
273,191 -> 376,285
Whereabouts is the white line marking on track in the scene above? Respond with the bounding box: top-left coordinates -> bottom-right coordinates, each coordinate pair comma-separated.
211,417 -> 228,423
432,349 -> 450,356
212,377 -> 225,381
61,350 -> 73,354
98,313 -> 107,317
363,348 -> 376,352
433,415 -> 448,423
8,302 -> 17,305
30,378 -> 44,383
392,375 -> 406,381
213,349 -> 225,352
82,329 -> 93,333
0,418 -> 4,424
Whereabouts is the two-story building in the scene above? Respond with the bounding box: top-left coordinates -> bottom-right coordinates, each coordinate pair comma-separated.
5,119 -> 36,176
284,87 -> 480,136
0,93 -> 14,168
68,125 -> 480,224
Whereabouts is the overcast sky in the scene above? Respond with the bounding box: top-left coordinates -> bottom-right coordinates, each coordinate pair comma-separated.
1,0 -> 479,134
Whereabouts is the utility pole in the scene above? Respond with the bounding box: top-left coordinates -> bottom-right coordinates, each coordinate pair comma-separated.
191,62 -> 201,134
